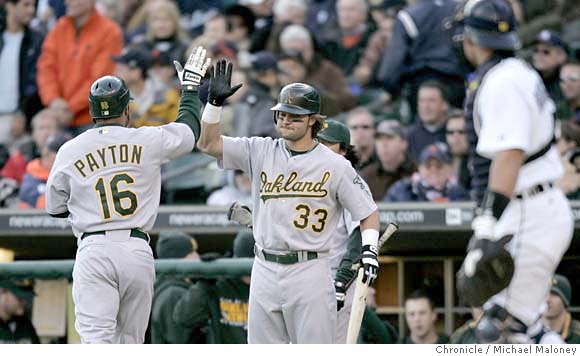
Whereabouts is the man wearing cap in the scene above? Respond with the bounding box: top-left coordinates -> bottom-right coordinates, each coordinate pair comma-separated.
18,131 -> 71,209
0,280 -> 39,344
360,120 -> 416,200
231,51 -> 279,138
543,274 -> 580,343
172,229 -> 254,344
385,143 -> 469,202
113,47 -> 180,128
559,61 -> 580,124
151,231 -> 206,344
531,30 -> 569,119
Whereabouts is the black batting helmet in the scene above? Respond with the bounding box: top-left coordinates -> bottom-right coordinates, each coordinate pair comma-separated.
461,0 -> 520,51
89,76 -> 131,119
270,83 -> 322,116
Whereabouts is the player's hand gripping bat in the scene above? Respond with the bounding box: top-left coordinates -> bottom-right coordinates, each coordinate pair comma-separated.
346,223 -> 398,344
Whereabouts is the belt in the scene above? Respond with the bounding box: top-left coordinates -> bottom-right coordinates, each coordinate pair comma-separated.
515,182 -> 553,200
254,245 -> 325,265
81,229 -> 150,243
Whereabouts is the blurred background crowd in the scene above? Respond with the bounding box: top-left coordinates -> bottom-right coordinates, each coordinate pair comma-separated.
0,0 -> 578,210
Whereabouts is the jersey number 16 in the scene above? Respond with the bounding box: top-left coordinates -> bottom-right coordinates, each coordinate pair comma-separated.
94,173 -> 138,219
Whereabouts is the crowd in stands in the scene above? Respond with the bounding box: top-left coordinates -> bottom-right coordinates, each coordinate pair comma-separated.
0,0 -> 578,209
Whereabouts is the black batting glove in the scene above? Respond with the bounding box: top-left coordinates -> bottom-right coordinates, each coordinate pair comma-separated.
207,59 -> 243,106
334,280 -> 346,311
361,244 -> 379,285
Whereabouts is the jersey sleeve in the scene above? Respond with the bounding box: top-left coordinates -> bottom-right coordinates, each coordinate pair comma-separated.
158,122 -> 196,163
336,162 -> 377,222
45,152 -> 70,217
221,136 -> 271,177
475,72 -> 532,158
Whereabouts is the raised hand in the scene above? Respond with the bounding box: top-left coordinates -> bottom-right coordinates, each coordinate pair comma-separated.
173,46 -> 211,89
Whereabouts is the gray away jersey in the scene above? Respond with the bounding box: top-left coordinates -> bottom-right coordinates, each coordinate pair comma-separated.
46,123 -> 194,238
221,136 -> 377,252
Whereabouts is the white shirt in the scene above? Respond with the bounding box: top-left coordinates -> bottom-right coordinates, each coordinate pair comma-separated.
475,58 -> 563,193
0,31 -> 24,113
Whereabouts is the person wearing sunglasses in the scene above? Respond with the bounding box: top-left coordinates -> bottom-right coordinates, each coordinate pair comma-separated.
531,30 -> 569,119
445,109 -> 470,193
559,61 -> 580,124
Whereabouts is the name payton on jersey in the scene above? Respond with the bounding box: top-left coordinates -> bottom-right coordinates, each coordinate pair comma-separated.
259,171 -> 331,201
74,144 -> 143,178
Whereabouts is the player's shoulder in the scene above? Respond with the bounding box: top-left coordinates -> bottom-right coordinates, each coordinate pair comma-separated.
485,58 -> 538,88
315,143 -> 352,167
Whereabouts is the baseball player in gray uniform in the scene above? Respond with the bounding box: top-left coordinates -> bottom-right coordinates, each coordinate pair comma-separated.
450,0 -> 574,344
197,59 -> 381,344
45,47 -> 211,343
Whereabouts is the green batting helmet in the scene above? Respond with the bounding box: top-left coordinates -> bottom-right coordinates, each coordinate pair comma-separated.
270,83 -> 322,116
89,76 -> 131,119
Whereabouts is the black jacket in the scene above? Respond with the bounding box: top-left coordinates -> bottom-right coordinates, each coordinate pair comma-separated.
0,26 -> 44,121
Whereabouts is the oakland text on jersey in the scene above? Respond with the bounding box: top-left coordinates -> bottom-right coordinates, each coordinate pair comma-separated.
259,170 -> 331,202
73,144 -> 143,178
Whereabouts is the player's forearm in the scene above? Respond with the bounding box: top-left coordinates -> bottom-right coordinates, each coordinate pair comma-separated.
488,149 -> 524,198
175,89 -> 202,141
360,210 -> 380,235
197,104 -> 223,160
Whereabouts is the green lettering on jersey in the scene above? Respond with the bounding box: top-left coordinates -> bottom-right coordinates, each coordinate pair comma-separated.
74,160 -> 86,178
119,144 -> 129,163
107,145 -> 117,164
131,145 -> 142,164
86,153 -> 100,172
260,171 -> 331,202
96,148 -> 107,168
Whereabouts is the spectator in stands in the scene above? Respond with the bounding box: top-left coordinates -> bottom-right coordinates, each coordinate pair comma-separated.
2,108 -> 61,184
407,81 -> 450,163
559,61 -> 580,124
189,12 -> 228,52
0,0 -> 44,130
556,121 -> 580,199
150,48 -> 180,92
450,308 -> 482,344
346,107 -> 377,170
279,24 -> 355,111
401,290 -> 449,344
207,170 -> 252,208
224,4 -> 255,57
173,229 -> 254,344
517,0 -> 577,47
445,109 -> 470,192
151,232 -> 206,344
361,120 -> 415,201
240,0 -> 275,54
113,47 -> 180,128
376,0 -> 465,114
276,52 -> 340,117
542,274 -> 580,343
134,0 -> 189,65
18,131 -> 70,209
531,30 -> 569,119
37,0 -> 123,135
230,51 -> 279,138
352,7 -> 396,87
318,0 -> 373,76
0,279 -> 39,343
0,145 -> 19,208
386,143 -> 469,202
265,0 -> 307,54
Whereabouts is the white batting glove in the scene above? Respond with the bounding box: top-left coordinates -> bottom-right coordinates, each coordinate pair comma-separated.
227,201 -> 253,228
471,215 -> 497,240
173,46 -> 211,89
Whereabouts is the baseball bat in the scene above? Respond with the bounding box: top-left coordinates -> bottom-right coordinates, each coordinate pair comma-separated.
345,222 -> 399,344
